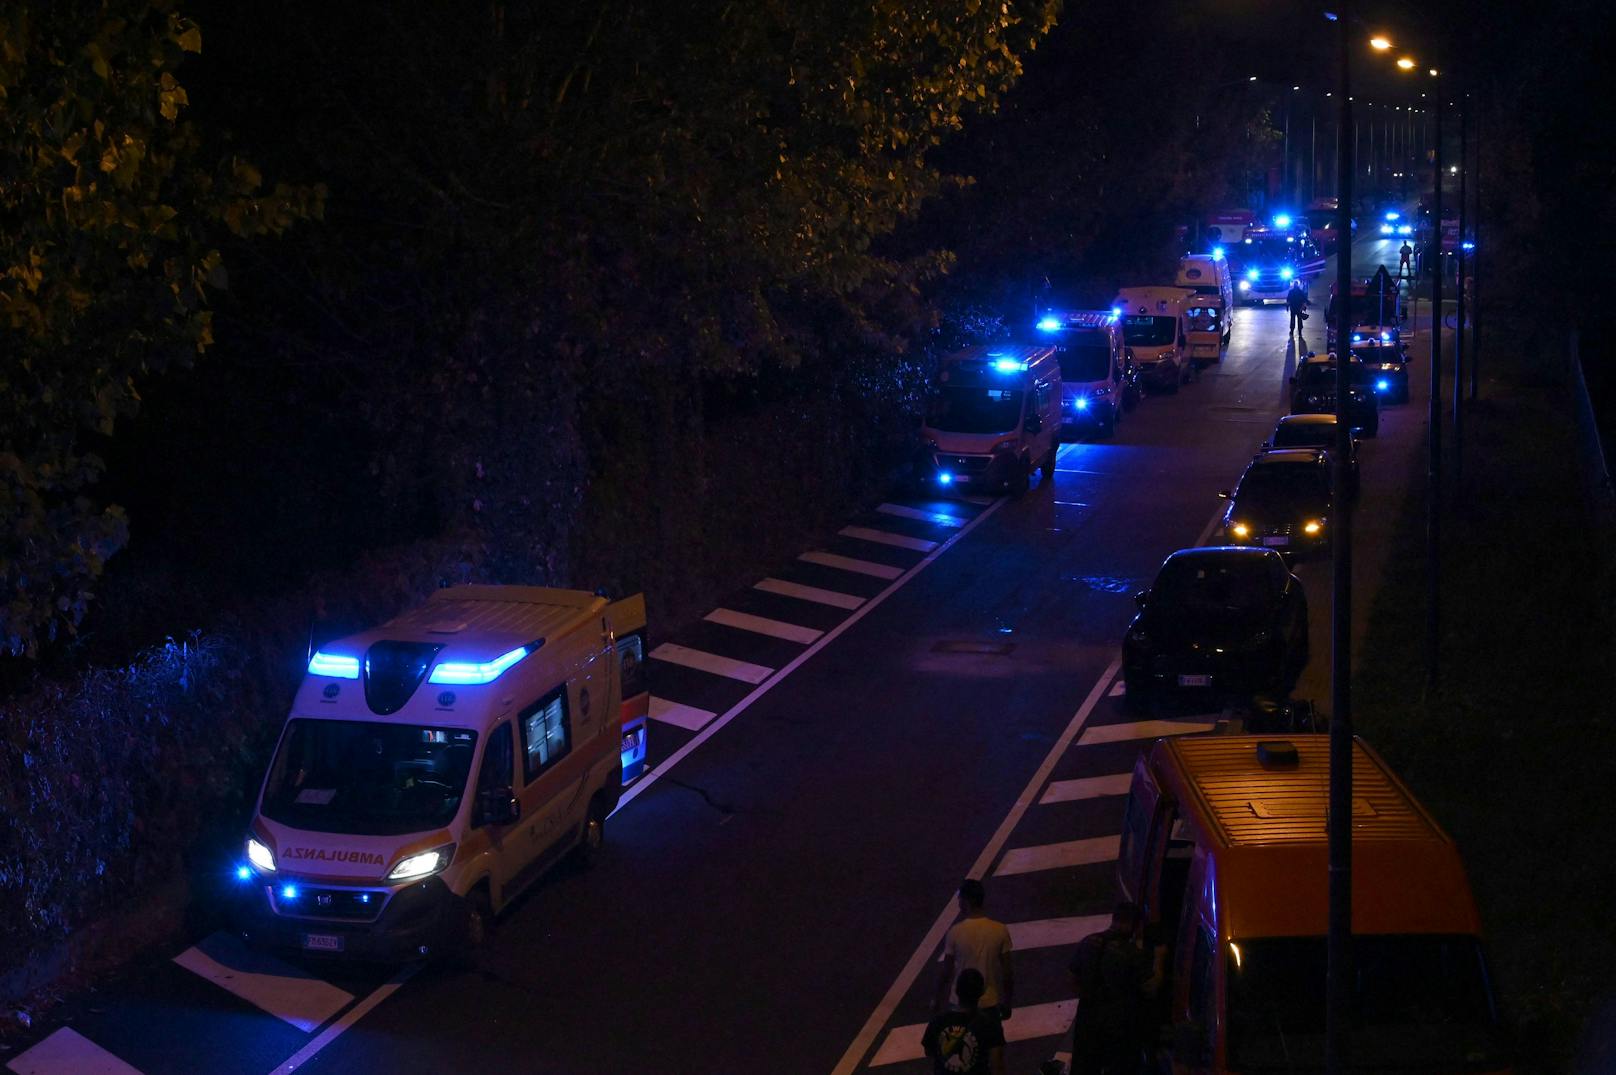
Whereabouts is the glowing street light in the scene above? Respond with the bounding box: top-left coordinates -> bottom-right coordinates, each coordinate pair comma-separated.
1397,57 -> 1416,70
1369,35 -> 1393,50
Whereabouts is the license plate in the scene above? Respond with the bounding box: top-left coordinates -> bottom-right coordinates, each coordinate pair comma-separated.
302,933 -> 344,952
1263,536 -> 1289,547
1177,674 -> 1211,687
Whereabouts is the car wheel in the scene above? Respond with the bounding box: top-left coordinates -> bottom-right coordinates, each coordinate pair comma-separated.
1010,458 -> 1031,497
451,886 -> 495,968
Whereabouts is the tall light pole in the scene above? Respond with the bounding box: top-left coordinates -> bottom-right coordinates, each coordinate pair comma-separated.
1427,70 -> 1444,689
1470,110 -> 1482,400
1454,92 -> 1468,481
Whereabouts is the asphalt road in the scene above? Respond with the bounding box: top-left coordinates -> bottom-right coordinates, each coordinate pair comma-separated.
5,233 -> 1427,1075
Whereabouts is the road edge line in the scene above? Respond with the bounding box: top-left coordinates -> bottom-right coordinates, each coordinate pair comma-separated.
265,963 -> 420,1075
613,496 -> 1008,815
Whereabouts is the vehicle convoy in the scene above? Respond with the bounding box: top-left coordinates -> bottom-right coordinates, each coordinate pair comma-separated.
1036,308 -> 1134,438
920,343 -> 1062,494
1114,286 -> 1196,393
1232,226 -> 1325,305
1117,734 -> 1511,1074
1290,352 -> 1380,437
237,585 -> 647,961
1262,413 -> 1359,493
1176,253 -> 1234,364
1218,448 -> 1334,558
1123,547 -> 1308,707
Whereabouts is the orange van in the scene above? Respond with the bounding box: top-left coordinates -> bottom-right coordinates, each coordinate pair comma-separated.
1116,734 -> 1510,1073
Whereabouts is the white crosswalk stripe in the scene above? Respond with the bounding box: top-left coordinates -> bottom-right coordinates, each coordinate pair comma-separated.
6,1028 -> 144,1075
995,834 -> 1121,877
1007,914 -> 1110,952
1040,773 -> 1133,805
648,695 -> 718,731
869,998 -> 1078,1066
838,526 -> 939,553
172,931 -> 353,1033
799,550 -> 904,580
876,503 -> 966,528
1107,679 -> 1126,697
754,577 -> 865,610
704,608 -> 822,644
649,642 -> 774,684
1076,719 -> 1214,747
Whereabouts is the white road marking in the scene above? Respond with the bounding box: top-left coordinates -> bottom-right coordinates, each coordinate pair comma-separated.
704,608 -> 823,645
996,834 -> 1122,877
1040,773 -> 1133,805
961,495 -> 994,505
172,932 -> 354,1033
264,963 -> 420,1074
1107,679 -> 1126,697
1077,719 -> 1214,746
876,503 -> 966,528
7,1029 -> 144,1075
648,695 -> 718,731
754,577 -> 865,610
838,526 -> 939,553
798,550 -> 905,580
829,657 -> 1118,1075
649,642 -> 773,685
869,999 -> 1079,1066
1007,914 -> 1111,952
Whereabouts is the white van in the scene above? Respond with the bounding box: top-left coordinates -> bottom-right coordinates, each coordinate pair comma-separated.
1036,309 -> 1130,439
920,343 -> 1062,495
1113,287 -> 1196,393
1176,253 -> 1234,362
236,586 -> 647,961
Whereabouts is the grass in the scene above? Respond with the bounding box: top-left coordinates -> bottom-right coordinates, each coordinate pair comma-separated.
1352,308 -> 1616,1071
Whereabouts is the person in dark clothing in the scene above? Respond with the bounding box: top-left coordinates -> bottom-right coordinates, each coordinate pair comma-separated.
923,968 -> 1007,1075
1286,278 -> 1310,339
1069,903 -> 1154,1075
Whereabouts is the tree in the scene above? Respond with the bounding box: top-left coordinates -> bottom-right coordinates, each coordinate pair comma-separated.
0,0 -> 322,655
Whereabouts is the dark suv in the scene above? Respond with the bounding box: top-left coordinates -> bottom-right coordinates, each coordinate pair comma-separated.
1290,353 -> 1379,436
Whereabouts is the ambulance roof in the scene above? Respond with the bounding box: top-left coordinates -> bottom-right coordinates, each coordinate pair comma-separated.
1154,735 -> 1481,938
1037,309 -> 1118,331
339,586 -> 602,664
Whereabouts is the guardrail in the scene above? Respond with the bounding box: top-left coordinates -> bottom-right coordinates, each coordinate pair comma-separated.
1568,328 -> 1616,534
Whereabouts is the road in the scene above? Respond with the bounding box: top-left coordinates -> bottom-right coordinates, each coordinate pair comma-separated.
5,232 -> 1432,1075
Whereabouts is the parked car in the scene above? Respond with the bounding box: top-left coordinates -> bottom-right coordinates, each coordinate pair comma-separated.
1290,352 -> 1379,436
1261,414 -> 1359,495
1218,449 -> 1335,558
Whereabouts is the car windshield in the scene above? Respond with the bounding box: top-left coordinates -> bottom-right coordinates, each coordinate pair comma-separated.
1272,422 -> 1334,449
262,719 -> 478,835
1153,556 -> 1275,614
928,385 -> 1023,434
1297,362 -> 1370,387
1121,315 -> 1177,346
1236,463 -> 1330,512
1228,935 -> 1507,1071
1057,340 -> 1111,382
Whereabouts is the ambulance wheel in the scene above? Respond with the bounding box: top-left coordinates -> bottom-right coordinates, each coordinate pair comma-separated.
1101,407 -> 1117,439
575,794 -> 608,868
1164,372 -> 1180,396
1010,458 -> 1031,497
455,886 -> 494,964
1039,445 -> 1058,479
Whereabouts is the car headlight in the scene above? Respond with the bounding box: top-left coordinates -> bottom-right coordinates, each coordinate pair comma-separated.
1238,280 -> 1251,291
246,837 -> 276,873
388,844 -> 455,882
1231,522 -> 1250,538
1158,350 -> 1175,363
1304,520 -> 1323,535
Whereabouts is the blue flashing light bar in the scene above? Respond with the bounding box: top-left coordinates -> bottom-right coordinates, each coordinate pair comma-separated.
1273,214 -> 1292,229
235,865 -> 251,881
1211,246 -> 1225,259
1381,332 -> 1392,342
1075,397 -> 1089,411
993,358 -> 1026,373
1377,379 -> 1391,392
429,645 -> 532,685
1385,210 -> 1401,221
1246,268 -> 1259,280
1462,240 -> 1476,251
1036,316 -> 1062,332
1280,267 -> 1295,280
281,884 -> 300,901
1352,333 -> 1364,342
308,651 -> 360,679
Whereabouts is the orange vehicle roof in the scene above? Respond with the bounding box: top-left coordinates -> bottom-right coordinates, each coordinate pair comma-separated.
1156,735 -> 1482,939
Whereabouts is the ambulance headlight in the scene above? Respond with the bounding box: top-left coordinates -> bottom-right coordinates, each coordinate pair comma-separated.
246,837 -> 276,873
1238,280 -> 1251,291
1380,223 -> 1393,234
388,844 -> 455,882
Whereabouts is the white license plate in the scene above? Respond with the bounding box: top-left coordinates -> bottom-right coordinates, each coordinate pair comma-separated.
302,933 -> 343,952
1177,674 -> 1212,687
1263,536 -> 1289,547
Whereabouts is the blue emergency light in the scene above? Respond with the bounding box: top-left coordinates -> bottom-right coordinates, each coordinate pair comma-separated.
308,651 -> 360,679
1211,246 -> 1225,259
1037,316 -> 1062,332
1280,267 -> 1294,280
1246,268 -> 1259,280
1273,214 -> 1292,229
938,472 -> 954,486
1075,397 -> 1089,411
993,358 -> 1025,373
1377,379 -> 1391,391
1385,210 -> 1401,221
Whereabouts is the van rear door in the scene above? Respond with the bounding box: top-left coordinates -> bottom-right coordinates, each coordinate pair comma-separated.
607,595 -> 650,784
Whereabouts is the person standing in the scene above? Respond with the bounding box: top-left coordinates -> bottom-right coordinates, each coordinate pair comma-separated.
934,879 -> 1015,1023
923,968 -> 1007,1075
1399,240 -> 1413,277
1286,278 -> 1310,339
1068,903 -> 1155,1075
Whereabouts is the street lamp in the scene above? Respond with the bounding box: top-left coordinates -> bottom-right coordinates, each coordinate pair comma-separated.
1397,56 -> 1416,70
1369,35 -> 1392,49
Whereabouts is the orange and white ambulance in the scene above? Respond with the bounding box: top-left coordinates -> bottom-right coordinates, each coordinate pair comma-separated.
236,585 -> 647,960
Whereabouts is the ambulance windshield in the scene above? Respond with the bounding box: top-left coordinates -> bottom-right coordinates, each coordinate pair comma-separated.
262,719 -> 478,835
928,386 -> 1024,435
1121,315 -> 1176,347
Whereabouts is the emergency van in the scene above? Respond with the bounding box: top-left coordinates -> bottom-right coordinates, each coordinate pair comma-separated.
1113,287 -> 1195,393
1117,734 -> 1511,1074
921,343 -> 1061,495
1176,254 -> 1235,336
237,585 -> 648,961
1035,309 -> 1129,438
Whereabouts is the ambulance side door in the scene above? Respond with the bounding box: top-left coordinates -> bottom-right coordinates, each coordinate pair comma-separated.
509,680 -> 578,892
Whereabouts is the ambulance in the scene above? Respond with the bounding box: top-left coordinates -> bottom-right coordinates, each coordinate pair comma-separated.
1035,308 -> 1130,438
1176,254 -> 1234,366
1117,734 -> 1511,1073
236,585 -> 648,961
920,343 -> 1062,495
1113,287 -> 1196,393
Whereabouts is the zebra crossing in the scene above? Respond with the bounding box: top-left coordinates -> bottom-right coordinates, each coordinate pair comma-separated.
847,688 -> 1218,1073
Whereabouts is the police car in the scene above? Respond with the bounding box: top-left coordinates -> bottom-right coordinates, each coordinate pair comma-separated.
1348,327 -> 1411,405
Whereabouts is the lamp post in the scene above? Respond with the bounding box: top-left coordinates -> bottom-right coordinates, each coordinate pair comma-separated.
1427,70 -> 1443,689
1470,112 -> 1481,400
1455,92 -> 1468,481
